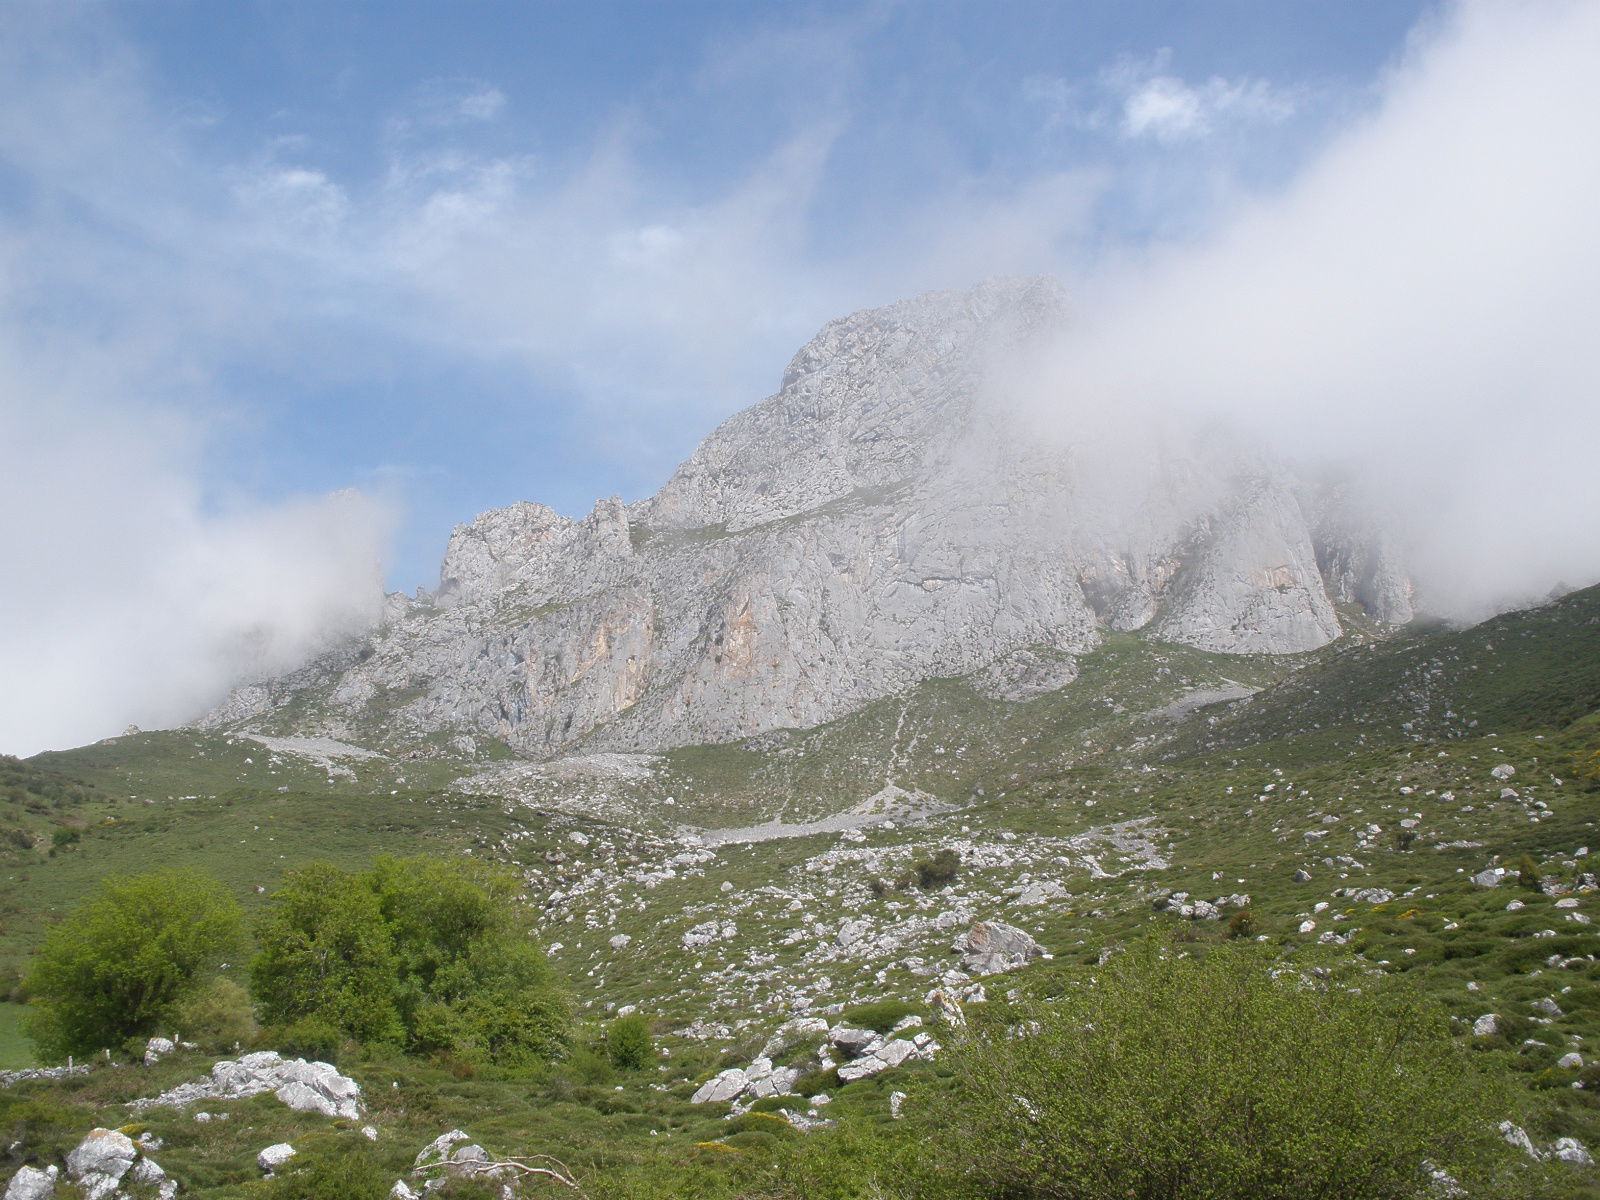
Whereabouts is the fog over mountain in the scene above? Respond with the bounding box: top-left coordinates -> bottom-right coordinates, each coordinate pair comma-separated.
996,0 -> 1600,622
1,0 -> 1597,756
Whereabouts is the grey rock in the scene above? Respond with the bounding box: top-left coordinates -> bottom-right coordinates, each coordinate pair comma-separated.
143,1037 -> 176,1066
1531,997 -> 1565,1020
257,1144 -> 297,1175
1500,1122 -> 1541,1160
1292,868 -> 1312,883
1347,888 -> 1395,904
199,279 -> 1409,760
953,921 -> 1043,975
1559,1052 -> 1583,1069
65,1130 -> 137,1200
827,1026 -> 881,1057
1471,869 -> 1502,889
690,1068 -> 748,1105
135,1051 -> 362,1120
3,1166 -> 57,1200
1552,1137 -> 1593,1166
1472,1014 -> 1502,1037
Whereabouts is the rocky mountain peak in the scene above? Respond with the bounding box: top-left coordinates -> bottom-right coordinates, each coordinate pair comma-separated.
203,278 -> 1411,758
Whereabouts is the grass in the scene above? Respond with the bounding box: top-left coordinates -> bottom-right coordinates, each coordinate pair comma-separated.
4,585 -> 1600,1195
0,1003 -> 35,1069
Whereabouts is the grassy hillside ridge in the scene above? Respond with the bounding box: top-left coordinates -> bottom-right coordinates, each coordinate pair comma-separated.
5,586 -> 1600,1196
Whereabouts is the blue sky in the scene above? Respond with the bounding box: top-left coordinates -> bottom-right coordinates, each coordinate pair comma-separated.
1,1 -> 1429,590
9,0 -> 1600,753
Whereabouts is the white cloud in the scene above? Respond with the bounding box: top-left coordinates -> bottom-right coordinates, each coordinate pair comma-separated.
1010,0 -> 1600,619
0,359 -> 391,756
1030,48 -> 1300,143
456,84 -> 506,122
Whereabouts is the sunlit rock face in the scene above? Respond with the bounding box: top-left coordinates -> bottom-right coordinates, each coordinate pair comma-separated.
202,278 -> 1409,756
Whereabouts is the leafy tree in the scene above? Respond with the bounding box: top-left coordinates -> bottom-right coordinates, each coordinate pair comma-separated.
252,855 -> 566,1066
24,869 -> 245,1059
605,1012 -> 655,1070
901,936 -> 1535,1200
251,862 -> 404,1045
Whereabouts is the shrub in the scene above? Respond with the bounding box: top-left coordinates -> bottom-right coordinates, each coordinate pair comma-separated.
1518,854 -> 1543,890
606,1013 -> 655,1070
1225,907 -> 1257,939
252,855 -> 567,1065
911,849 -> 960,890
840,1000 -> 920,1033
171,977 -> 257,1052
252,863 -> 404,1046
24,869 -> 245,1059
906,936 -> 1533,1200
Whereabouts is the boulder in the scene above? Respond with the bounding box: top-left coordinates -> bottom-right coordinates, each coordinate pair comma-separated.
1471,869 -> 1502,889
3,1166 -> 57,1200
827,1026 -> 881,1057
1552,1137 -> 1593,1166
953,922 -> 1043,974
137,1051 -> 362,1120
65,1130 -> 137,1200
1500,1122 -> 1540,1159
258,1144 -> 297,1175
1472,1014 -> 1502,1037
144,1037 -> 176,1065
690,1068 -> 748,1104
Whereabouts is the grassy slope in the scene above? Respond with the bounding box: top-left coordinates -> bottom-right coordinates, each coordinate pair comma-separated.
4,587 -> 1600,1195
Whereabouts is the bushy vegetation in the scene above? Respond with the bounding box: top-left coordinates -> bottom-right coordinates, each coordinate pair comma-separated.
23,869 -> 246,1058
606,1013 -> 655,1070
253,855 -> 566,1068
901,937 -> 1530,1200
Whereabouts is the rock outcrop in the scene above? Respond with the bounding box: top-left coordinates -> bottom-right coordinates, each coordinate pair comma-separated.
202,278 -> 1411,758
134,1051 -> 361,1121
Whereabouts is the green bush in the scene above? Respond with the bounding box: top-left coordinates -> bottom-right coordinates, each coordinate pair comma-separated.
260,1139 -> 393,1200
606,1013 -> 655,1070
23,869 -> 246,1059
171,977 -> 257,1052
911,849 -> 961,890
0,1095 -> 81,1168
906,936 -> 1534,1200
1518,854 -> 1544,890
840,1000 -> 920,1033
252,855 -> 567,1065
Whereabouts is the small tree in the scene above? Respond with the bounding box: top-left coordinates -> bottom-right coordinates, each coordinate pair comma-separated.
906,936 -> 1532,1200
1518,853 -> 1543,890
252,862 -> 405,1045
911,848 -> 961,890
605,1012 -> 654,1070
252,856 -> 566,1065
24,869 -> 245,1059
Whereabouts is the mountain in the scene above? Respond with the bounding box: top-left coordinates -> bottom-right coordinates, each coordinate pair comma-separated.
200,278 -> 1411,758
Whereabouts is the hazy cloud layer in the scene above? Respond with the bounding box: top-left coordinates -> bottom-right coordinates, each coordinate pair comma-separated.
0,367 -> 390,755
1010,0 -> 1600,620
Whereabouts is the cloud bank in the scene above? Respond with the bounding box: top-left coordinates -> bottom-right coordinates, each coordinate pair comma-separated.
0,365 -> 391,755
1009,0 -> 1600,620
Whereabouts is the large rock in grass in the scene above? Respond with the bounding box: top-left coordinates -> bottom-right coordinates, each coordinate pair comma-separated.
65,1130 -> 137,1200
953,921 -> 1043,975
3,1166 -> 58,1200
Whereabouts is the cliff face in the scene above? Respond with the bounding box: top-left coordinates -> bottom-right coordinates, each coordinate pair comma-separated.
202,278 -> 1411,756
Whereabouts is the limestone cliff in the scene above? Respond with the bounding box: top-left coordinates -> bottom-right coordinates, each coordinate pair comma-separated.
201,278 -> 1411,756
